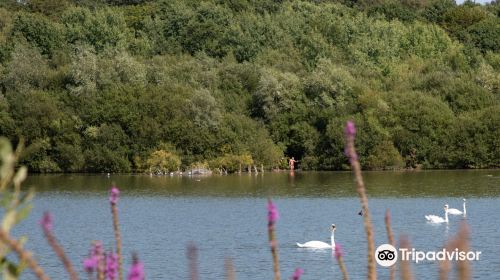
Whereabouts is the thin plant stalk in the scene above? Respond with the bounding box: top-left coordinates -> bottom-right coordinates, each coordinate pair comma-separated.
344,121 -> 376,280
0,139 -> 22,191
187,243 -> 198,280
111,205 -> 122,280
439,223 -> 471,280
456,223 -> 471,280
267,198 -> 280,280
97,247 -> 105,280
0,229 -> 50,280
385,210 -> 396,280
399,237 -> 414,280
225,258 -> 236,280
335,244 -> 349,280
338,258 -> 349,280
439,243 -> 452,280
110,186 -> 123,280
40,213 -> 79,280
268,226 -> 280,280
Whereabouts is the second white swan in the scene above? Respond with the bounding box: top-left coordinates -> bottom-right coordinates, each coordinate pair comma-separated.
448,198 -> 466,216
297,224 -> 336,249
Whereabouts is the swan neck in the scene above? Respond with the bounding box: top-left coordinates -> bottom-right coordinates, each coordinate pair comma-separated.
445,210 -> 449,223
331,231 -> 335,247
463,202 -> 467,216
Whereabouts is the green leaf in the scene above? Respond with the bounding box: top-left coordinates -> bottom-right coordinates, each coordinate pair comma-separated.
15,205 -> 32,224
4,259 -> 21,280
18,189 -> 35,205
0,193 -> 13,208
12,167 -> 27,187
1,211 -> 16,232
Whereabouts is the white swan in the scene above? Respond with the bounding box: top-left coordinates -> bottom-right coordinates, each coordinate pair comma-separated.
297,224 -> 336,249
448,198 -> 466,216
425,205 -> 449,224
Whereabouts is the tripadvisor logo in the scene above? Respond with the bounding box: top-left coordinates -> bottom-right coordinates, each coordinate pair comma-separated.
375,244 -> 482,267
375,244 -> 398,267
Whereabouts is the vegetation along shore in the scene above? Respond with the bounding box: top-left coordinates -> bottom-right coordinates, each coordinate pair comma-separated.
0,0 -> 498,173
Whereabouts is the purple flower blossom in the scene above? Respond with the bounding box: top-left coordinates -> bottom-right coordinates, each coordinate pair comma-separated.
83,256 -> 98,272
292,268 -> 304,280
127,258 -> 145,280
92,241 -> 103,256
267,199 -> 279,225
344,121 -> 359,163
106,252 -> 119,280
110,186 -> 120,205
84,241 -> 103,273
344,145 -> 358,161
344,121 -> 356,137
335,243 -> 344,260
39,212 -> 53,232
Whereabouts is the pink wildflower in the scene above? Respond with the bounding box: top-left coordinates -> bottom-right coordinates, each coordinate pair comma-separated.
106,252 -> 119,280
83,256 -> 98,272
39,212 -> 53,232
110,186 -> 120,205
335,243 -> 344,260
344,121 -> 356,137
127,255 -> 145,280
292,268 -> 304,280
267,199 -> 279,225
84,241 -> 103,273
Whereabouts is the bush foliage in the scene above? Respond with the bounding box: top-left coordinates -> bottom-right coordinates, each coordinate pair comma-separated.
0,0 -> 498,172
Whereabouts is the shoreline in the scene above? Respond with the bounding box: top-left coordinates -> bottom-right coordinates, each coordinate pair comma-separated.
24,168 -> 500,176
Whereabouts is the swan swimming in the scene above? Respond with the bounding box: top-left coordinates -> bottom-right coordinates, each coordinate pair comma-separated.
425,205 -> 449,224
447,199 -> 466,216
297,224 -> 336,249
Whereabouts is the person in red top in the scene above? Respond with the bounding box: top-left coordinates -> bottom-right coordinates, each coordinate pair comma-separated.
289,157 -> 296,171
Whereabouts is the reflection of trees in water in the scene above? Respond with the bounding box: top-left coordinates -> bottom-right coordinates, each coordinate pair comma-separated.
26,170 -> 500,198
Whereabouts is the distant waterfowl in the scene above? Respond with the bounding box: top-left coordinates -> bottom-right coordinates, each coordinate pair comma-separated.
297,224 -> 336,249
358,209 -> 363,216
448,199 -> 466,216
425,205 -> 449,224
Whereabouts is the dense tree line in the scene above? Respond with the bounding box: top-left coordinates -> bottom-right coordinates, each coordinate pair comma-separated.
0,0 -> 498,172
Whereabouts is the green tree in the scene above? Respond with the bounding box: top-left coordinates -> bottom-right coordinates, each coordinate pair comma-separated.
385,91 -> 455,167
466,17 -> 500,53
27,0 -> 70,17
11,12 -> 64,56
146,149 -> 181,173
367,1 -> 417,22
1,42 -> 51,93
445,106 -> 500,168
62,7 -> 130,52
421,0 -> 456,23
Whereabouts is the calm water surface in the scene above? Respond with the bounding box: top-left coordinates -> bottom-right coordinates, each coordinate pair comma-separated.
14,170 -> 500,279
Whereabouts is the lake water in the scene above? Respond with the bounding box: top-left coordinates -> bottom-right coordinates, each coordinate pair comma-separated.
13,170 -> 500,279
